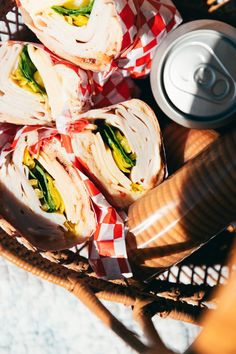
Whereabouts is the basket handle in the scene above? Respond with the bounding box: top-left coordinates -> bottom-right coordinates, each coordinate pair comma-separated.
127,128 -> 236,278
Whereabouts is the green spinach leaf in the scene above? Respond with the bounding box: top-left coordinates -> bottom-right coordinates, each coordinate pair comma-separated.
51,0 -> 94,16
18,45 -> 46,95
98,123 -> 136,173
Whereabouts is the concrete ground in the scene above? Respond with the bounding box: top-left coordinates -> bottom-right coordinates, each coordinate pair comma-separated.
0,257 -> 200,354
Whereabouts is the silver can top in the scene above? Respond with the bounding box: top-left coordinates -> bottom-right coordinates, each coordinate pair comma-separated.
151,20 -> 236,129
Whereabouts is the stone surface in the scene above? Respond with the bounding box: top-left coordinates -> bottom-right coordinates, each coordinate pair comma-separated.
0,257 -> 200,354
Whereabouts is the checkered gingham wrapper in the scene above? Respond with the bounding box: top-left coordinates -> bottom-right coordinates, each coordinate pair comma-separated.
87,0 -> 182,107
82,174 -> 131,279
0,124 -> 20,164
92,71 -> 136,109
57,0 -> 182,110
0,125 -> 59,163
0,126 -> 132,280
61,135 -> 132,280
116,0 -> 182,78
92,0 -> 182,83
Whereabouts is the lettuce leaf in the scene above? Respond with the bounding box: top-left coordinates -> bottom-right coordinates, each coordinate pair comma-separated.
98,123 -> 136,174
51,0 -> 94,16
18,45 -> 46,95
28,161 -> 64,213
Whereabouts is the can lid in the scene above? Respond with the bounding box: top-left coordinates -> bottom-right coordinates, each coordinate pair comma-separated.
163,29 -> 236,119
150,20 -> 236,129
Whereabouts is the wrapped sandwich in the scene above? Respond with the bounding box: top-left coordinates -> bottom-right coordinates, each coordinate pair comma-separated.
0,41 -> 92,126
18,0 -> 122,71
18,0 -> 181,75
0,126 -> 96,250
70,99 -> 165,209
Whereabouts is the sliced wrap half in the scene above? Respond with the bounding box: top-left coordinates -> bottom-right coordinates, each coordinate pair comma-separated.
71,99 -> 165,209
0,128 -> 96,250
19,0 -> 123,71
0,41 -> 91,126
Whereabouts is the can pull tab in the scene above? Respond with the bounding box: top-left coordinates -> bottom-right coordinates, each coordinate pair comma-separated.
194,64 -> 230,101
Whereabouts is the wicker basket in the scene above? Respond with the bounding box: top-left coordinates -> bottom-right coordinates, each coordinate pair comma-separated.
1,1 -> 236,353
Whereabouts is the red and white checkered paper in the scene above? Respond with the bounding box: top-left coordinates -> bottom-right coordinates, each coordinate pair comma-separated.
94,0 -> 182,81
78,0 -> 182,108
92,71 -> 136,110
61,134 -> 132,279
0,125 -> 132,279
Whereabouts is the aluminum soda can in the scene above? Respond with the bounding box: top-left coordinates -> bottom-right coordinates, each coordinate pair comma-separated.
150,20 -> 236,129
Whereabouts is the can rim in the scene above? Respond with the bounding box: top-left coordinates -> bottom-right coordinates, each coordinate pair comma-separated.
150,20 -> 236,129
